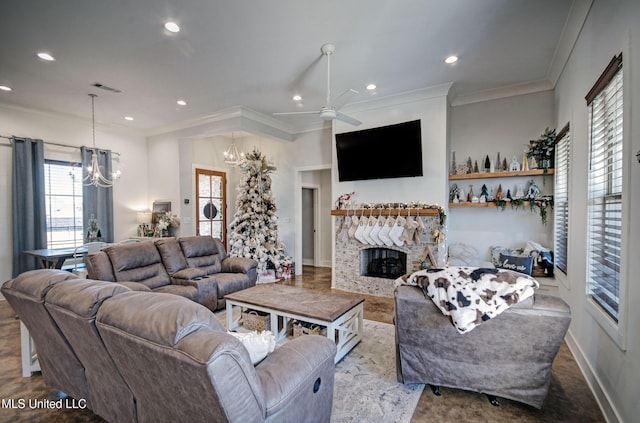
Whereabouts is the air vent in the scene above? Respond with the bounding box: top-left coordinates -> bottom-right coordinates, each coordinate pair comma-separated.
91,82 -> 122,93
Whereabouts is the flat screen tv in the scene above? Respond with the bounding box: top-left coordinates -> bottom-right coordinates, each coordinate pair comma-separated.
335,120 -> 423,182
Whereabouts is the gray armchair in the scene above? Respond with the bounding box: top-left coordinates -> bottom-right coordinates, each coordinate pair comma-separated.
45,279 -> 137,422
394,285 -> 571,408
1,270 -> 91,404
96,291 -> 337,422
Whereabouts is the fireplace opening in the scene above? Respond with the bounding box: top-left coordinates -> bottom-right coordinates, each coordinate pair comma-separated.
360,248 -> 407,279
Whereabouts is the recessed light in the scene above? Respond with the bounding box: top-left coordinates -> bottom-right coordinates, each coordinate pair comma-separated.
292,94 -> 302,101
164,22 -> 180,33
124,116 -> 134,121
445,55 -> 458,64
37,52 -> 55,61
0,85 -> 12,91
177,99 -> 187,106
366,84 -> 376,91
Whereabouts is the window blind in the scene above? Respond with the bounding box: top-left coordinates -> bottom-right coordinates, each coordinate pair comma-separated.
587,63 -> 623,321
44,160 -> 84,249
554,124 -> 570,274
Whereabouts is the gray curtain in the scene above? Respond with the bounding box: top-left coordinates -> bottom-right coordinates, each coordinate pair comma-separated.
81,146 -> 114,243
12,137 -> 46,277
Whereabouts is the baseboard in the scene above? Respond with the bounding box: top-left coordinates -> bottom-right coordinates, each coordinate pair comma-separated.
301,260 -> 332,268
565,329 -> 621,423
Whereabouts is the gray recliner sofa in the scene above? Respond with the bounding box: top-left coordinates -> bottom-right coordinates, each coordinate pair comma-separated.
2,270 -> 338,423
85,236 -> 258,310
394,285 -> 571,409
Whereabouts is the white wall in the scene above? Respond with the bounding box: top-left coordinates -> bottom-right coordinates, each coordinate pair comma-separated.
448,90 -> 556,260
334,85 -> 451,208
0,103 -> 148,283
147,125 -> 332,262
553,1 -> 640,421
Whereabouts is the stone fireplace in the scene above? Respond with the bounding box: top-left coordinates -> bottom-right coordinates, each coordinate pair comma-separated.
334,214 -> 443,297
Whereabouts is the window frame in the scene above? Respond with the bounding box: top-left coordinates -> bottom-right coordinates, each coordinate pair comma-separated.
584,52 -> 629,350
554,122 -> 570,277
43,159 -> 84,249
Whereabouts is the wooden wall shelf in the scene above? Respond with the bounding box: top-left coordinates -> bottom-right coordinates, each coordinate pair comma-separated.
448,201 -> 536,208
331,208 -> 439,217
448,169 -> 554,180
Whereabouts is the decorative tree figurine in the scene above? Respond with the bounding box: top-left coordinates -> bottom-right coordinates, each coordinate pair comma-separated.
481,184 -> 489,201
451,151 -> 457,175
484,155 -> 491,172
473,160 -> 479,173
228,148 -> 291,275
496,152 -> 501,172
501,157 -> 508,171
466,157 -> 473,174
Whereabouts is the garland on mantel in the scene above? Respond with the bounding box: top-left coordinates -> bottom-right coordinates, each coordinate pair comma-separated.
336,198 -> 447,244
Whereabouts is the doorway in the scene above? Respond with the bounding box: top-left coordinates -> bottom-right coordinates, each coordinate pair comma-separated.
302,187 -> 318,266
195,168 -> 227,248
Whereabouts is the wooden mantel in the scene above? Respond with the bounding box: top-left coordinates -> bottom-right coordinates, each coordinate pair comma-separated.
331,208 -> 439,217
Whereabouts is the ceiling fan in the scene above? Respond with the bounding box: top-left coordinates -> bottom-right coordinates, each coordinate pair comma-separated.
274,43 -> 362,126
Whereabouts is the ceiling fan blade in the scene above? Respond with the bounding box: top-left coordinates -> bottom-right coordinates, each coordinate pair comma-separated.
273,110 -> 320,116
332,88 -> 359,110
335,111 -> 362,126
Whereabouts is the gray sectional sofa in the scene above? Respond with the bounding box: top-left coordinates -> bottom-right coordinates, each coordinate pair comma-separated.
85,236 -> 258,310
2,269 -> 337,423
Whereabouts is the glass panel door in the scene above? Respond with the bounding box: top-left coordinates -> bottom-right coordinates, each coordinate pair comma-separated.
195,168 -> 227,248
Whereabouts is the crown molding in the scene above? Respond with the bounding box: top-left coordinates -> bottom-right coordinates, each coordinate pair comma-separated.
344,83 -> 454,115
146,106 -> 297,142
451,80 -> 554,106
547,0 -> 594,87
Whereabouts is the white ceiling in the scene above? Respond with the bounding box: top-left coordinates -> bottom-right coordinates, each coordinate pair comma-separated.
0,0 -> 576,135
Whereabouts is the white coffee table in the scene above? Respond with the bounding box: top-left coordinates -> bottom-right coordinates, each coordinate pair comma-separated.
225,284 -> 364,363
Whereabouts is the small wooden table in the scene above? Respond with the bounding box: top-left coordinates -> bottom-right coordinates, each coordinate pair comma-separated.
225,284 -> 365,363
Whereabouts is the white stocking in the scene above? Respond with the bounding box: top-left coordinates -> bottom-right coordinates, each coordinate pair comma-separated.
362,218 -> 376,245
389,216 -> 406,247
369,216 -> 383,245
348,215 -> 359,239
378,216 -> 394,246
354,216 -> 368,244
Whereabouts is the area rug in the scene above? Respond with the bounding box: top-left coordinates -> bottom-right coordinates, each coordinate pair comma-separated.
216,311 -> 423,423
331,320 -> 424,423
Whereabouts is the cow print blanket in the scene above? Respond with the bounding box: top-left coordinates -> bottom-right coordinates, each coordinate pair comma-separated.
395,266 -> 539,334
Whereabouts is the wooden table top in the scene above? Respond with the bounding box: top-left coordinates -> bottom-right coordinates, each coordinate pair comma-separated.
224,284 -> 365,322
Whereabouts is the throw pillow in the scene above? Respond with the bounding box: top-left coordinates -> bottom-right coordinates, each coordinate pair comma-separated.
497,253 -> 534,275
227,330 -> 276,365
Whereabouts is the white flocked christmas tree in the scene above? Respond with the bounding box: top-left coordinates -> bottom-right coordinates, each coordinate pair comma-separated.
228,148 -> 291,274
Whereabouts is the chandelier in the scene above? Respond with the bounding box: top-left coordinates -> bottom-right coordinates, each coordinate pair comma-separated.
83,93 -> 121,187
223,133 -> 244,165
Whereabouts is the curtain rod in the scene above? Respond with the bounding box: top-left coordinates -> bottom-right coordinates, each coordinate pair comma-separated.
0,134 -> 120,155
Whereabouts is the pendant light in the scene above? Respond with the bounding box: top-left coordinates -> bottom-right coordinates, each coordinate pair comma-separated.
223,132 -> 244,165
83,94 -> 121,187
